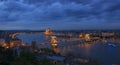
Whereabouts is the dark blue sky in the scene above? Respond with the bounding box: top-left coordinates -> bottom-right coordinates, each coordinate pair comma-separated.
0,0 -> 120,30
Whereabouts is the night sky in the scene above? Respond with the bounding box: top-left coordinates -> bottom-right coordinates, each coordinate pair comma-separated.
0,0 -> 120,30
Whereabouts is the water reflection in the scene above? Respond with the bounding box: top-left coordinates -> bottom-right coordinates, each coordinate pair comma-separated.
108,45 -> 115,53
52,46 -> 59,54
58,42 -> 93,56
56,42 -> 120,65
17,33 -> 120,65
45,36 -> 50,41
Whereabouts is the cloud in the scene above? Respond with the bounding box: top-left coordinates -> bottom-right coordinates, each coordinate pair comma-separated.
0,0 -> 35,22
0,0 -> 120,30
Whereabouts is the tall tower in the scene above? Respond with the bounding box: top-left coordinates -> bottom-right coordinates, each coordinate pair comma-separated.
85,34 -> 91,41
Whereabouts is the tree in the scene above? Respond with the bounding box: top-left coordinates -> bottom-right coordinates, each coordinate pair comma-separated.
0,46 -> 13,65
14,51 -> 35,65
39,58 -> 52,65
31,41 -> 38,51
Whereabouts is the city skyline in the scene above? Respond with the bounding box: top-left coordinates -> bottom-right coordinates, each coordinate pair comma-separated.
0,0 -> 120,30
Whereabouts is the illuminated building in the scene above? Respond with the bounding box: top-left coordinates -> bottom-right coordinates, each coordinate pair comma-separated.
79,33 -> 84,38
0,39 -> 8,48
45,28 -> 53,35
10,38 -> 22,47
102,32 -> 115,37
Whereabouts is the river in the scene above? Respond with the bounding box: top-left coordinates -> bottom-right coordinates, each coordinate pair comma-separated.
17,33 -> 120,65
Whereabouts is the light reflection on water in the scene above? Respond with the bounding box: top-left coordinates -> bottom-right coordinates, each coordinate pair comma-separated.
17,34 -> 120,65
57,42 -> 120,65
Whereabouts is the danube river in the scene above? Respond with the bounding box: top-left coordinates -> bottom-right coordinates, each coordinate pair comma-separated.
17,33 -> 120,65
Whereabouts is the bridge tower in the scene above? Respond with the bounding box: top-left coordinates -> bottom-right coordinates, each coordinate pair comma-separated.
85,34 -> 91,41
51,36 -> 58,47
